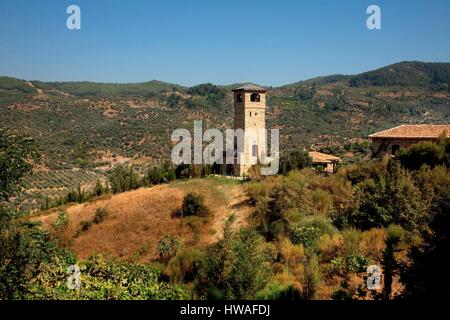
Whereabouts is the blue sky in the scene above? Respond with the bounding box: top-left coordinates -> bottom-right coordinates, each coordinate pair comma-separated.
0,0 -> 449,86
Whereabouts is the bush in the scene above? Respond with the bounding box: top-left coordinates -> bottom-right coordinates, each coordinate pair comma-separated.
109,165 -> 141,194
330,251 -> 370,275
157,234 -> 183,259
290,225 -> 322,247
79,220 -> 92,232
279,150 -> 312,175
145,161 -> 176,185
397,141 -> 446,170
25,255 -> 191,300
289,216 -> 336,248
52,211 -> 69,230
93,207 -> 108,224
166,248 -> 203,283
343,160 -> 428,231
302,253 -> 321,299
257,282 -> 303,300
279,238 -> 305,266
173,193 -> 210,218
93,179 -> 108,197
195,227 -> 272,299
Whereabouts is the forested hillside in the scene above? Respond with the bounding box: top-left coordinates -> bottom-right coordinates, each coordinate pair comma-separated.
0,61 -> 449,210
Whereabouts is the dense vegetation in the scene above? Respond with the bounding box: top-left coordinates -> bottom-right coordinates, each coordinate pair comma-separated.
348,61 -> 450,90
1,61 -> 448,211
1,126 -> 449,300
0,129 -> 189,299
1,60 -> 449,300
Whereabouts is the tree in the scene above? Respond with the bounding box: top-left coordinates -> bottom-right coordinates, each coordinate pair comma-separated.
109,165 -> 141,193
195,225 -> 271,299
382,225 -> 404,300
146,161 -> 176,185
0,128 -> 39,200
0,128 -> 59,299
173,193 -> 210,218
401,165 -> 450,299
397,141 -> 446,171
345,160 -> 427,231
280,150 -> 312,175
224,229 -> 272,299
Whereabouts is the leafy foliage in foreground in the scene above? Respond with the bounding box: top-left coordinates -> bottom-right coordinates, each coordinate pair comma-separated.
1,127 -> 450,300
26,255 -> 190,300
195,222 -> 272,299
0,128 -> 39,200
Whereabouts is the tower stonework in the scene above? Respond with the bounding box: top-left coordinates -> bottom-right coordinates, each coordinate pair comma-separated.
231,84 -> 267,176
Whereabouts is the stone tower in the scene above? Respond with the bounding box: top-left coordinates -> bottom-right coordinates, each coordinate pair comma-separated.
231,84 -> 267,176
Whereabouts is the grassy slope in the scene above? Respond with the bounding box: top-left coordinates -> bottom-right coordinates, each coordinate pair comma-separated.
35,177 -> 251,262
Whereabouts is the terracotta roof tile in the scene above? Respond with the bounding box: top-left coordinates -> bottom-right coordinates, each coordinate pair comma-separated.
231,84 -> 267,92
309,151 -> 341,164
369,125 -> 450,139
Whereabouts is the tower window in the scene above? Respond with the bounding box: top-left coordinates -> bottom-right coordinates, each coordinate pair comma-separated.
250,93 -> 260,102
252,145 -> 258,157
236,93 -> 243,103
250,112 -> 252,116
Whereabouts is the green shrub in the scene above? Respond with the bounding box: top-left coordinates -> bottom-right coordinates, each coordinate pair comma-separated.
397,140 -> 446,170
157,234 -> 183,259
145,161 -> 176,185
343,160 -> 428,231
302,253 -> 321,299
290,216 -> 336,248
25,255 -> 191,300
166,248 -> 203,283
79,220 -> 92,232
257,282 -> 302,300
109,165 -> 141,194
173,193 -> 210,218
330,251 -> 370,274
195,227 -> 271,300
52,211 -> 69,230
93,207 -> 108,224
345,251 -> 370,273
279,150 -> 312,175
290,225 -> 322,247
93,179 -> 107,196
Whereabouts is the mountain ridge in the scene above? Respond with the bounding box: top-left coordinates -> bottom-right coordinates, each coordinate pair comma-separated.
2,61 -> 450,96
0,60 -> 448,174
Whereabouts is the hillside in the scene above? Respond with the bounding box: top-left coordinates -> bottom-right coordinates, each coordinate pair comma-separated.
1,61 -> 449,210
35,177 -> 252,262
282,61 -> 450,89
348,61 -> 450,89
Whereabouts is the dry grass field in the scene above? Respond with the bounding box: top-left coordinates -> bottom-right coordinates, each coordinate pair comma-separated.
35,177 -> 252,262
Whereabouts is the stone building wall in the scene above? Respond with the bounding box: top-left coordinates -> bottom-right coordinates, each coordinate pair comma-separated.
233,91 -> 266,176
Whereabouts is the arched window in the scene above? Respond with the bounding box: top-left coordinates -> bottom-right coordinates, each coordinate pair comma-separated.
236,93 -> 243,103
250,93 -> 260,102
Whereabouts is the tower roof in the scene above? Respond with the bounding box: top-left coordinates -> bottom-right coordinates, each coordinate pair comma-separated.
231,84 -> 267,92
